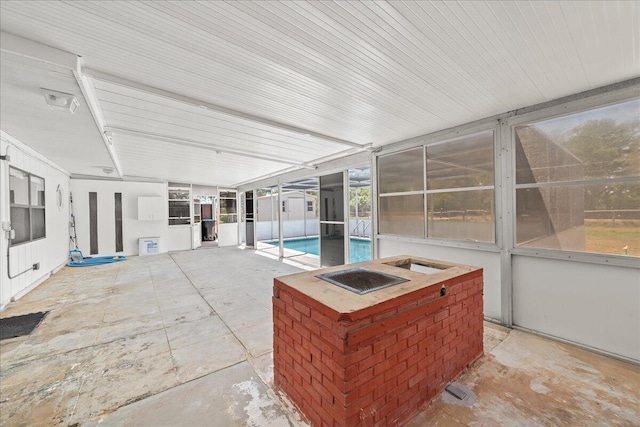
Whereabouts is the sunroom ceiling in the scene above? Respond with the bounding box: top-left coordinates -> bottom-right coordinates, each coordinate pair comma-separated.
0,1 -> 638,186
92,78 -> 353,184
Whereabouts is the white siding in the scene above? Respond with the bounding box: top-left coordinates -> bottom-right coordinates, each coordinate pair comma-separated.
0,132 -> 70,309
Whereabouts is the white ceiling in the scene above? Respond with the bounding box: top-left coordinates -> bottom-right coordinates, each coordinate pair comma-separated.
0,1 -> 638,186
0,52 -> 114,176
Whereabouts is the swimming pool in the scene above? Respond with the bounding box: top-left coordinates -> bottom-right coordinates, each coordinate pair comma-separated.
265,237 -> 372,263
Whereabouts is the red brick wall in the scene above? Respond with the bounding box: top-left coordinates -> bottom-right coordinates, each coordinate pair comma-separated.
273,269 -> 483,427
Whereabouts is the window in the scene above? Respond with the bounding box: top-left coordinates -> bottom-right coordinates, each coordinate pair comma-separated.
377,133 -> 496,242
307,201 -> 313,212
378,148 -> 425,237
426,130 -> 495,243
219,190 -> 237,223
168,183 -> 191,225
514,99 -> 639,256
9,167 -> 45,245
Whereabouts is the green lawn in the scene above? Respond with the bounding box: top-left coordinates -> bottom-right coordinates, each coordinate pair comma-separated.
585,225 -> 640,256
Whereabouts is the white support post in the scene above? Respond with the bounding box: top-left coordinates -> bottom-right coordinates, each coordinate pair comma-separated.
498,119 -> 514,327
343,170 -> 350,264
371,151 -> 379,260
277,183 -> 283,259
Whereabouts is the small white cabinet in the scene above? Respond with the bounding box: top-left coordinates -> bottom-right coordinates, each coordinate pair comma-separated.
138,196 -> 165,221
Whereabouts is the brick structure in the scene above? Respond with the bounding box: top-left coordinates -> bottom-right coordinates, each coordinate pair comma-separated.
273,256 -> 484,427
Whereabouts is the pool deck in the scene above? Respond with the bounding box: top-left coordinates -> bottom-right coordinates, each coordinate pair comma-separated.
255,241 -> 320,269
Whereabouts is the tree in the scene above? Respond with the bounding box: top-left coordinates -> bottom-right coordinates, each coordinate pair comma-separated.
349,187 -> 371,217
565,119 -> 639,212
566,119 -> 639,179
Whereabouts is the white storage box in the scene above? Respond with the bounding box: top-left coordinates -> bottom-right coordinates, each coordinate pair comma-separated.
139,237 -> 160,256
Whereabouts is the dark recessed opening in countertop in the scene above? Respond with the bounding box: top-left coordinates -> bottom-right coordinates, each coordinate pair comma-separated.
315,267 -> 409,294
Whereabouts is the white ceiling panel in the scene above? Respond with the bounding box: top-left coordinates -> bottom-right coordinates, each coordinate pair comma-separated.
1,1 -> 638,186
92,80 -> 350,161
111,134 -> 288,187
0,52 -> 113,176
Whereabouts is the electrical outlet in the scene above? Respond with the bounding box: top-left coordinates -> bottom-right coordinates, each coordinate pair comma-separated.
1,222 -> 10,231
32,263 -> 40,270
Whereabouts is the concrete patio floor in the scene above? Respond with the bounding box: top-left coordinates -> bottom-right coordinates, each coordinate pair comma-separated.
1,248 -> 638,426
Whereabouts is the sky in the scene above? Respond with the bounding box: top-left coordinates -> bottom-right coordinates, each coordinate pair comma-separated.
533,99 -> 639,142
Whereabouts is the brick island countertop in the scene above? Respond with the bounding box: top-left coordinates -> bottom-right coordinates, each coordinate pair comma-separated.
273,255 -> 482,322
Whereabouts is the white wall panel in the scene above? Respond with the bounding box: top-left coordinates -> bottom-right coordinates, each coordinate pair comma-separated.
255,220 -> 322,242
167,226 -> 191,252
1,132 -> 70,309
512,256 -> 639,363
377,239 -> 502,321
256,221 -> 279,242
69,179 -> 167,256
218,223 -> 239,247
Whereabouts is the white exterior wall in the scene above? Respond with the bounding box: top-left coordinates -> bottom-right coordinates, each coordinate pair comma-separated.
512,256 -> 639,362
256,221 -> 279,241
167,226 -> 191,252
69,179 -> 168,256
257,192 -> 317,222
256,220 -> 320,241
218,223 -> 238,247
1,132 -> 70,309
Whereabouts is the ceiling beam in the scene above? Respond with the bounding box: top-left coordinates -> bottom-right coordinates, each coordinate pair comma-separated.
0,31 -> 77,70
74,60 -> 123,178
104,126 -> 316,169
233,147 -> 368,188
82,67 -> 368,150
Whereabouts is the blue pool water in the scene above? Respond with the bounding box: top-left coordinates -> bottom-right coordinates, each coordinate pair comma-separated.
266,237 -> 371,263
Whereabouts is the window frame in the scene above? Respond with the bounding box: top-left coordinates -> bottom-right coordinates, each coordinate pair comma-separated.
9,166 -> 46,247
167,183 -> 191,226
219,189 -> 238,224
377,146 -> 426,238
507,90 -> 640,267
425,130 -> 497,244
376,125 -> 500,250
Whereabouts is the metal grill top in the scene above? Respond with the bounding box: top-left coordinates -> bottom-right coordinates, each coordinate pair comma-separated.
316,268 -> 409,295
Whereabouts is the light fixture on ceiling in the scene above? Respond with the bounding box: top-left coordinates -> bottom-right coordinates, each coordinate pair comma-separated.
40,88 -> 79,113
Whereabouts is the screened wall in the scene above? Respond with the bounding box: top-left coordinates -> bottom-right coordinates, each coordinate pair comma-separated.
376,86 -> 639,363
377,131 -> 495,243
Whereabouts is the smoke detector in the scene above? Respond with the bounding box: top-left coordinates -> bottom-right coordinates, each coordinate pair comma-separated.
40,88 -> 79,113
